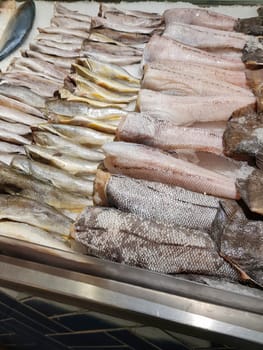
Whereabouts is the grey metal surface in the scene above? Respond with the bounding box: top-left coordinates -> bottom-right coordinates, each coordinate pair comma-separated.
0,253 -> 262,349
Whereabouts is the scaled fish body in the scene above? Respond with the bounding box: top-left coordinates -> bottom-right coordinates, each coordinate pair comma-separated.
0,221 -> 73,251
117,112 -> 224,155
94,170 -> 220,231
138,90 -> 255,125
0,195 -> 72,236
144,35 -> 245,71
72,206 -> 238,280
103,141 -> 239,199
212,200 -> 263,285
0,0 -> 35,61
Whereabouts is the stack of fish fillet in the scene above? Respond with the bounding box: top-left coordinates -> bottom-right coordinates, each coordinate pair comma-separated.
0,3 -> 162,251
72,6 -> 263,287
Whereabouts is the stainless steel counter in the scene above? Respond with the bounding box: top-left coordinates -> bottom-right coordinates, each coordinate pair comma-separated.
0,237 -> 262,349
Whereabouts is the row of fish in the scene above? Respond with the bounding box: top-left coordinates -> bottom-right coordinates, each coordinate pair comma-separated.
71,6 -> 263,287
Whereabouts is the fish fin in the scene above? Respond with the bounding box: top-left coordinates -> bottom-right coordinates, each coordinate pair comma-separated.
221,254 -> 263,290
256,150 -> 263,169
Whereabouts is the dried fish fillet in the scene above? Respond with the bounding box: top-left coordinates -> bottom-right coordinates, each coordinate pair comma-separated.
94,170 -> 219,231
72,206 -> 239,280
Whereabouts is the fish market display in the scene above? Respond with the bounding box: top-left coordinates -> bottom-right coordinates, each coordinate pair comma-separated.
72,206 -> 239,280
0,2 -> 262,289
0,0 -> 35,61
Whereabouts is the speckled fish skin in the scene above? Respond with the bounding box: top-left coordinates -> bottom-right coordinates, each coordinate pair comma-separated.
72,206 -> 239,280
103,142 -> 239,199
117,112 -> 224,155
211,200 -> 263,286
0,194 -> 72,236
94,171 -> 220,231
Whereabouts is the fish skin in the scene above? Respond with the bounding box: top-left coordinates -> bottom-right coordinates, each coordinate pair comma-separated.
29,42 -> 81,58
145,61 -> 248,89
94,170 -> 220,231
0,129 -> 30,145
32,132 -> 105,162
0,153 -> 14,165
211,200 -> 263,285
23,49 -> 74,69
72,206 -> 239,280
36,33 -> 84,45
0,221 -> 73,251
163,8 -> 235,31
242,38 -> 263,69
0,120 -> 30,135
103,141 -> 239,199
25,144 -> 99,176
223,111 -> 263,159
143,35 -> 245,71
45,99 -> 127,119
77,57 -> 140,85
0,104 -> 43,126
82,50 -> 141,66
116,112 -> 224,155
90,28 -> 150,45
0,83 -> 45,108
0,94 -> 44,118
103,12 -> 163,28
234,17 -> 263,35
0,162 -> 92,211
38,26 -> 89,39
163,22 -> 248,51
51,16 -> 90,31
11,156 -> 94,197
35,123 -> 114,146
98,3 -> 162,20
142,64 -> 251,97
0,194 -> 73,236
138,89 -> 256,125
36,38 -> 81,52
236,169 -> 263,215
0,0 -> 35,61
54,3 -> 91,23
72,63 -> 139,93
81,39 -> 143,56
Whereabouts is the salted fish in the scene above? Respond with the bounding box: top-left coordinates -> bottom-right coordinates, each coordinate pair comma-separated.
0,221 -> 73,251
90,28 -> 150,45
54,3 -> 91,23
0,94 -> 43,118
116,112 -> 224,155
0,0 -> 35,61
94,170 -> 219,231
138,90 -> 256,125
142,64 -> 251,96
72,206 -> 239,280
103,141 -> 239,199
0,83 -> 45,108
143,35 -> 245,71
212,200 -> 263,286
0,194 -> 72,236
98,4 -> 162,21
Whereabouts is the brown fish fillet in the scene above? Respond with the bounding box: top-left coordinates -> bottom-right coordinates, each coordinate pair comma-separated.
103,141 -> 239,199
138,90 -> 256,125
211,200 -> 263,285
143,35 -> 245,71
94,170 -> 220,231
72,206 -> 239,279
163,8 -> 235,31
142,64 -> 251,96
116,112 -> 224,155
236,169 -> 263,215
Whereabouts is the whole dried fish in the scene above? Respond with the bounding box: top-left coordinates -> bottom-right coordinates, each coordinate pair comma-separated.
144,35 -> 245,71
103,142 -> 239,199
0,83 -> 45,108
94,170 -> 219,231
212,200 -> 263,285
0,104 -> 43,126
23,49 -> 74,69
138,90 -> 255,125
82,50 -> 141,66
25,144 -> 99,176
0,94 -> 44,118
142,64 -> 251,96
35,124 -> 114,146
91,28 -> 150,45
117,112 -> 224,155
11,156 -> 94,197
0,221 -> 73,251
82,39 -> 142,56
163,8 -> 235,31
0,194 -> 73,236
99,4 -> 162,21
0,140 -> 25,154
36,39 -> 81,52
51,16 -> 90,31
0,153 -> 15,165
72,206 -> 239,280
32,132 -> 104,161
0,0 -> 35,60
54,3 -> 91,23
0,129 -> 30,145
77,57 -> 139,85
29,42 -> 80,58
36,33 -> 84,45
0,162 -> 92,211
0,120 -> 30,135
38,26 -> 89,39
